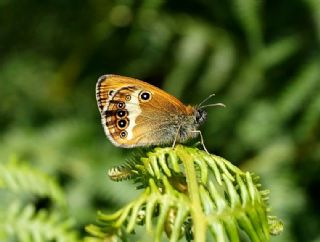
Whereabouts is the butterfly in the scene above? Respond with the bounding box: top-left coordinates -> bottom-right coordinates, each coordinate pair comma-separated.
96,74 -> 225,152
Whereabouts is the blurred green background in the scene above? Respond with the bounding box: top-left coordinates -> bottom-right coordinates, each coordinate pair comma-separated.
0,0 -> 320,241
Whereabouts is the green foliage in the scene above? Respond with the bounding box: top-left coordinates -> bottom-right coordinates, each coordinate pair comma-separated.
1,202 -> 79,242
0,158 -> 66,206
86,146 -> 283,242
0,159 -> 80,242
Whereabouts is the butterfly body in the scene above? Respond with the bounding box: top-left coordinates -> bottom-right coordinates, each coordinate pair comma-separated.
96,75 -> 208,148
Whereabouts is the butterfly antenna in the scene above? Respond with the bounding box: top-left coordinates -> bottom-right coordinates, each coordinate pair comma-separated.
198,93 -> 216,108
200,103 -> 226,109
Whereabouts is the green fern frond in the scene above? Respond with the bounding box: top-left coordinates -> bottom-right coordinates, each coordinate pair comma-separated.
0,158 -> 66,207
0,201 -> 79,242
86,145 -> 283,242
0,158 -> 80,242
108,160 -> 143,182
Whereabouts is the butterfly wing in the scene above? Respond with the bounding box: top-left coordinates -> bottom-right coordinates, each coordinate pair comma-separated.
96,74 -> 124,113
96,74 -> 185,113
96,75 -> 195,147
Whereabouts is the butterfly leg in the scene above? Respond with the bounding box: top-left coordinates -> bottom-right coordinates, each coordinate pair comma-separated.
191,130 -> 209,153
172,125 -> 181,149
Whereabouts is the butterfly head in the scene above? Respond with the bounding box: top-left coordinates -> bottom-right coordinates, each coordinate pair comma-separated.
195,108 -> 207,125
193,93 -> 226,126
195,94 -> 225,125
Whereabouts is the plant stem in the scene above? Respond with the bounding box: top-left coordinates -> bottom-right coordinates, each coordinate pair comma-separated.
176,145 -> 207,242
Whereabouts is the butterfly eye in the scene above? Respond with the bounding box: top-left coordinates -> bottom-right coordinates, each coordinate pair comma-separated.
195,109 -> 207,125
139,91 -> 152,102
109,90 -> 114,96
120,131 -> 127,139
117,102 -> 125,109
117,119 -> 129,129
116,110 -> 127,118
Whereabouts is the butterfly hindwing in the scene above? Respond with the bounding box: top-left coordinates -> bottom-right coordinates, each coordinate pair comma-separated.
102,86 -> 140,147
